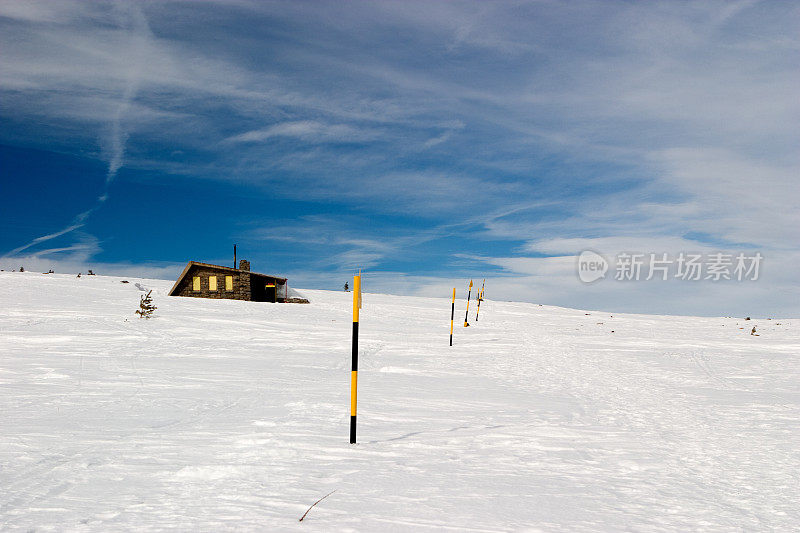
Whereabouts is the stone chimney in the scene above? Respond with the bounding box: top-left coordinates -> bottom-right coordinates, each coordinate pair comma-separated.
238,259 -> 250,271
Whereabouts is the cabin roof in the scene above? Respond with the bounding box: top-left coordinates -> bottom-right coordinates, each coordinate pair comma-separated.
168,261 -> 287,296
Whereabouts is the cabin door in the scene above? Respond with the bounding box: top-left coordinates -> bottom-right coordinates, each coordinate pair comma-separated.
265,283 -> 276,303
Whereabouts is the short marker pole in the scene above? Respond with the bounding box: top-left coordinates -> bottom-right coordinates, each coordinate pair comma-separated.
475,279 -> 485,322
464,279 -> 473,327
350,272 -> 361,444
449,288 -> 455,346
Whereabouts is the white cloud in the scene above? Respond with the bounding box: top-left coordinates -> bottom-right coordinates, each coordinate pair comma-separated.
3,2 -> 153,258
1,0 -> 798,316
648,148 -> 800,248
423,131 -> 453,148
226,121 -> 378,144
0,253 -> 183,281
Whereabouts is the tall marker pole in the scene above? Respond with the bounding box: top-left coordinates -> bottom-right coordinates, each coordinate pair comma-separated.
464,279 -> 473,327
475,279 -> 485,322
350,271 -> 362,444
449,288 -> 455,346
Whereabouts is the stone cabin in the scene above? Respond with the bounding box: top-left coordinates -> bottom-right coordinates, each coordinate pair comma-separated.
169,259 -> 290,303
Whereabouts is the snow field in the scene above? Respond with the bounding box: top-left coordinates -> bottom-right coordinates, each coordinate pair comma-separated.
1,271 -> 798,531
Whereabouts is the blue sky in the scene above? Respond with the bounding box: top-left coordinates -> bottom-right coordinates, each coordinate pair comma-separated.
1,0 -> 798,316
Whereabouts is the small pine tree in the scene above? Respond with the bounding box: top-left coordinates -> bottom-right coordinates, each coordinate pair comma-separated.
344,282 -> 349,292
135,290 -> 157,319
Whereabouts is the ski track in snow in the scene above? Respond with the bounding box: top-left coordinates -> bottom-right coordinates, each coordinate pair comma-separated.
0,272 -> 798,531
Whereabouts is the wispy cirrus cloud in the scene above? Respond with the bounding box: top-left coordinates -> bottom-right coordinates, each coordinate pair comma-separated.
1,1 -> 153,257
1,0 -> 797,315
226,121 -> 380,144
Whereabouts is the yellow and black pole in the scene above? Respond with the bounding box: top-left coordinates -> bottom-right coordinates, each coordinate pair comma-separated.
449,288 -> 455,345
350,272 -> 362,444
464,279 -> 473,327
475,279 -> 485,322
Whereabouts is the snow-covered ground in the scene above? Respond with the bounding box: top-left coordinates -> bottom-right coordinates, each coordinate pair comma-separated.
1,271 -> 798,531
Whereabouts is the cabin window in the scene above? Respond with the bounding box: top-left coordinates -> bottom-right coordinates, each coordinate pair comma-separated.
225,275 -> 233,291
192,276 -> 200,291
209,276 -> 217,291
